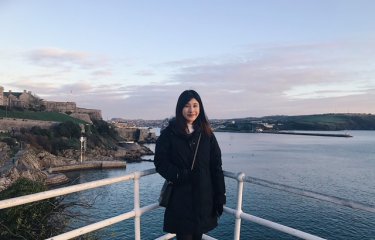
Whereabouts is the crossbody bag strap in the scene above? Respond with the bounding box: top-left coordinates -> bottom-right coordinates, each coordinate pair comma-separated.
191,133 -> 202,170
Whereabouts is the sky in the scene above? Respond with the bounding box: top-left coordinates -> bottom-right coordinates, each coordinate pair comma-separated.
1,0 -> 375,120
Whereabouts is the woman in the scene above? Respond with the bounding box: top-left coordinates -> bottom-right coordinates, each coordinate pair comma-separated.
154,90 -> 226,240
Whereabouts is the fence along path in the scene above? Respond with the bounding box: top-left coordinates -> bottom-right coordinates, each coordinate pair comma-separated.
1,168 -> 374,239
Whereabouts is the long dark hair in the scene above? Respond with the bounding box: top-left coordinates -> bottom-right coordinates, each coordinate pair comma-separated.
175,90 -> 212,136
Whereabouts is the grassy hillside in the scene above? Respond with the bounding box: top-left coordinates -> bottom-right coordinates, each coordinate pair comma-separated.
272,114 -> 375,130
215,113 -> 375,131
0,109 -> 88,125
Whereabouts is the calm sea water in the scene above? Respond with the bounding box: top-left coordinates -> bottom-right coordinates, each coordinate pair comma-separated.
63,131 -> 375,240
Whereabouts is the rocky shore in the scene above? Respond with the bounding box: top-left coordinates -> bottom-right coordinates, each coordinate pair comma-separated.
0,142 -> 154,192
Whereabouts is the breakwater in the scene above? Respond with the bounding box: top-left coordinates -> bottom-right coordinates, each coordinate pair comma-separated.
261,131 -> 352,137
49,161 -> 127,173
45,161 -> 127,185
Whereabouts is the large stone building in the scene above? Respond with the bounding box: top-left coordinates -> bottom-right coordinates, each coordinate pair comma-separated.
0,85 -> 102,120
42,100 -> 76,113
0,87 -> 39,109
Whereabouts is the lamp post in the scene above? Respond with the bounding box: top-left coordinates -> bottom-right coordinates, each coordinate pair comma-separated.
80,136 -> 84,163
80,136 -> 86,163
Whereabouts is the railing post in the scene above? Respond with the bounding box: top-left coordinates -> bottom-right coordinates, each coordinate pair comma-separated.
234,172 -> 245,240
134,172 -> 141,240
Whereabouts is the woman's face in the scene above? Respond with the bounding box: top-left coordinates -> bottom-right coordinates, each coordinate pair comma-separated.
182,98 -> 200,124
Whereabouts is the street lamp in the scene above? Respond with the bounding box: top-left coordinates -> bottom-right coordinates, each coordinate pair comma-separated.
80,136 -> 86,163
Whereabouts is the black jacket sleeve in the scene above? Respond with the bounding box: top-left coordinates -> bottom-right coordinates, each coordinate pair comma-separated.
209,134 -> 226,205
154,129 -> 190,184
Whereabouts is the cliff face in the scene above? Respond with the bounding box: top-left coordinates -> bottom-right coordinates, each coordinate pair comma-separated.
0,142 -> 154,192
0,146 -> 75,191
0,142 -> 10,165
18,147 -> 75,170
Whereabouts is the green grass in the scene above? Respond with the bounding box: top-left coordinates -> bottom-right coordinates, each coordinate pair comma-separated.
291,114 -> 348,123
0,109 -> 88,124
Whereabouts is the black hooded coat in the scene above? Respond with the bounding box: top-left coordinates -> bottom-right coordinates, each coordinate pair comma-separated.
154,121 -> 226,234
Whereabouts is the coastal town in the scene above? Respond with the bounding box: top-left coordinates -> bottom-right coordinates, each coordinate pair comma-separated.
0,86 -> 375,190
0,86 -> 157,191
1,85 -> 286,193
1,84 -> 374,191
1,86 -> 374,240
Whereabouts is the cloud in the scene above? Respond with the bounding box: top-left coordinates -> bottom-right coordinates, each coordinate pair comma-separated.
4,41 -> 374,119
27,47 -> 109,69
5,48 -> 116,92
135,70 -> 155,76
104,41 -> 375,119
167,41 -> 375,97
91,70 -> 113,77
284,82 -> 371,99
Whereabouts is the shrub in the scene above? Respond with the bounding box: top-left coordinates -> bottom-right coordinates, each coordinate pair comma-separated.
0,178 -> 63,240
53,121 -> 81,139
30,126 -> 51,137
92,120 -> 119,139
51,138 -> 79,155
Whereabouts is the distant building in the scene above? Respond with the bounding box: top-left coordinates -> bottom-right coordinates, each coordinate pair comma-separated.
43,100 -> 76,113
114,124 -> 157,143
76,107 -> 102,121
0,85 -> 102,120
42,101 -> 102,120
0,87 -> 39,109
260,122 -> 274,129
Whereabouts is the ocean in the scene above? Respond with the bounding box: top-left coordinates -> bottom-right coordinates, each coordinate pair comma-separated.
63,130 -> 375,239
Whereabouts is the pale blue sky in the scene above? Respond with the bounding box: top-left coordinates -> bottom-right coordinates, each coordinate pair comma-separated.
1,0 -> 375,119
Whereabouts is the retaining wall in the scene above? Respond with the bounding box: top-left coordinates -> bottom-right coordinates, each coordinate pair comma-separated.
0,118 -> 58,131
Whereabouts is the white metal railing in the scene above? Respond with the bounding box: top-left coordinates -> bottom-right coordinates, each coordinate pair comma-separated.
1,168 -> 373,239
223,171 -> 325,240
